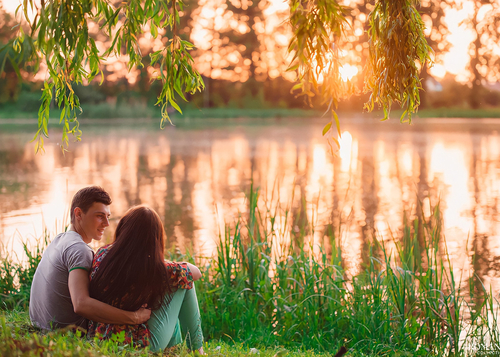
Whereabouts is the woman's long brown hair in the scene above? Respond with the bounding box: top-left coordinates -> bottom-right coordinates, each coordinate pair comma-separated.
89,205 -> 173,311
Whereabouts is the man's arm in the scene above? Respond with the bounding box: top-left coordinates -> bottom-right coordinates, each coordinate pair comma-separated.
68,269 -> 151,325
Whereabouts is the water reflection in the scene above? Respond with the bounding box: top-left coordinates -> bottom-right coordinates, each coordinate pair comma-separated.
1,122 -> 500,294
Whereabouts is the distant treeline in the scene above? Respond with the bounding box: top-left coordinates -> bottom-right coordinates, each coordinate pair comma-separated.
3,72 -> 500,119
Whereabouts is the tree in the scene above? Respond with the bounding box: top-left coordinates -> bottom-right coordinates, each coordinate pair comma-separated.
221,0 -> 263,93
417,0 -> 452,108
362,0 -> 431,121
0,4 -> 31,103
466,0 -> 500,109
188,0 -> 292,106
1,0 -> 431,152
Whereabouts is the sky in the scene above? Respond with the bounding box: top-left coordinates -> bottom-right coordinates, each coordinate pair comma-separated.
0,0 -> 485,83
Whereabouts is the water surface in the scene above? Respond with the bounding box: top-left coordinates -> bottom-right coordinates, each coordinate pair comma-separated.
1,118 -> 500,292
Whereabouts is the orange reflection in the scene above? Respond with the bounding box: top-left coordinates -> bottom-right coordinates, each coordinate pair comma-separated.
429,141 -> 472,234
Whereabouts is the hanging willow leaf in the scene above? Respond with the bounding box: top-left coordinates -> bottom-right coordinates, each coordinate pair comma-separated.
322,121 -> 332,136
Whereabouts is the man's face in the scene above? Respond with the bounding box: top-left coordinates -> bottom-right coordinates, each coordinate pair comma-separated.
76,202 -> 111,243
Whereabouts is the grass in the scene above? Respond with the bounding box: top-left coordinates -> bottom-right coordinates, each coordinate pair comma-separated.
2,185 -> 500,356
192,186 -> 500,356
0,238 -> 45,310
2,310 -> 341,357
179,108 -> 321,119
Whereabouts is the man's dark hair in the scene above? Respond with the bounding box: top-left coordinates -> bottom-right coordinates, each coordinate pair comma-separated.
70,186 -> 112,224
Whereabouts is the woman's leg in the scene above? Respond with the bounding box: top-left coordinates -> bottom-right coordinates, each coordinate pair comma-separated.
166,320 -> 182,348
177,285 -> 204,351
148,285 -> 204,352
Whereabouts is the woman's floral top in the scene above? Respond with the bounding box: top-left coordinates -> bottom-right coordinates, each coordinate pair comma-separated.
86,245 -> 193,346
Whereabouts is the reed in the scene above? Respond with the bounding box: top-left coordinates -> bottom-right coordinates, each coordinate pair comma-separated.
1,185 -> 500,356
193,186 -> 500,356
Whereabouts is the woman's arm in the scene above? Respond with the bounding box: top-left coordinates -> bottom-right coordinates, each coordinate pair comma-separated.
68,269 -> 151,324
184,262 -> 202,281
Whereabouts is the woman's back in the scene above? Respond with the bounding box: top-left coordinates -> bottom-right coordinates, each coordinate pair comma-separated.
89,206 -> 172,312
87,244 -> 194,346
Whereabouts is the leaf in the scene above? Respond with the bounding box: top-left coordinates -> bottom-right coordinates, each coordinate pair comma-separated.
9,57 -> 22,79
291,82 -> 303,92
151,23 -> 158,38
331,136 -> 340,149
286,63 -> 299,72
0,52 -> 8,75
322,121 -> 332,136
332,110 -> 341,137
169,97 -> 182,114
59,107 -> 66,124
34,136 -> 44,154
399,109 -> 408,123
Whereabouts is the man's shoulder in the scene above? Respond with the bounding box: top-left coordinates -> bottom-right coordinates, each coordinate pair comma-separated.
44,231 -> 93,267
41,231 -> 92,267
54,231 -> 92,252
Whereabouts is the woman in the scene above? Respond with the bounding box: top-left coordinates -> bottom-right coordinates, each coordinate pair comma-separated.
87,205 -> 205,354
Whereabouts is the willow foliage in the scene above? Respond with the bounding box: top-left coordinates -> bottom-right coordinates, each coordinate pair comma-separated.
287,0 -> 355,148
2,0 -> 431,151
364,0 -> 432,123
7,0 -> 203,152
288,0 -> 432,143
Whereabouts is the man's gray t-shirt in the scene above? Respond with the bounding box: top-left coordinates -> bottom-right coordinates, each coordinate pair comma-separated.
29,231 -> 93,330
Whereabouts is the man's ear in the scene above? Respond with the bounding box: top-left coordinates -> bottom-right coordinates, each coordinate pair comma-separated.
74,207 -> 83,221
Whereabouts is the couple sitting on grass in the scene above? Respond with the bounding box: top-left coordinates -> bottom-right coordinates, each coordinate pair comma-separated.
29,186 -> 205,354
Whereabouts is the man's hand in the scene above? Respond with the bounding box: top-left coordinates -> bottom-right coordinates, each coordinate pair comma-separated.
133,306 -> 151,324
68,269 -> 150,325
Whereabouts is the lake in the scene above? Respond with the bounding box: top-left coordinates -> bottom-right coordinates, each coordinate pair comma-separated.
1,117 -> 500,292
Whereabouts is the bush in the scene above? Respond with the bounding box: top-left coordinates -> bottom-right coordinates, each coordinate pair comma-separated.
73,84 -> 107,105
14,91 -> 42,112
78,103 -> 156,119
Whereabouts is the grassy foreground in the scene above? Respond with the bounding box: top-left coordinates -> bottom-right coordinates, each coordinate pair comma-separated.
2,186 -> 500,356
2,310 -> 338,357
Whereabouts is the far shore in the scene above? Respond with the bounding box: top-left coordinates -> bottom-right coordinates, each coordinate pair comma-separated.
3,106 -> 500,122
3,110 -> 500,133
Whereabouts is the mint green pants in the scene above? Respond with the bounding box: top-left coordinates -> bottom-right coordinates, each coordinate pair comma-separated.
148,284 -> 204,352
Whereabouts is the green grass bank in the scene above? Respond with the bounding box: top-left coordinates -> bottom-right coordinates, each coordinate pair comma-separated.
1,186 -> 500,356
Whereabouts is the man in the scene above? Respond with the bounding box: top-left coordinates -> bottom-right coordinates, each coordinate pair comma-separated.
30,186 -> 151,330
